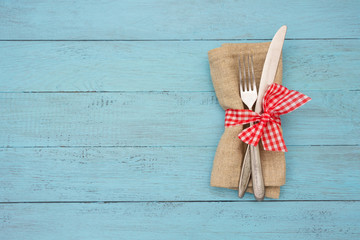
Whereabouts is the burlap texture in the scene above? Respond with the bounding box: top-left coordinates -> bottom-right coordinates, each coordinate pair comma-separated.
208,42 -> 286,199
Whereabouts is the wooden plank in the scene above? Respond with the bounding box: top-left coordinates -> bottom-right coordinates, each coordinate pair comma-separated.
0,91 -> 358,147
0,146 -> 359,202
0,40 -> 358,92
0,0 -> 359,40
0,202 -> 359,239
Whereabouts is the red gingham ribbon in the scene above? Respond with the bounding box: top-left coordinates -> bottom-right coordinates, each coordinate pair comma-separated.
225,83 -> 311,152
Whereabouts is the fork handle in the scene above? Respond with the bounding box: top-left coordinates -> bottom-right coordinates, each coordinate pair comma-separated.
238,144 -> 251,198
250,144 -> 265,201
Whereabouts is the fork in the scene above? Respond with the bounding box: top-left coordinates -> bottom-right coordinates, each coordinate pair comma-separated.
238,54 -> 265,200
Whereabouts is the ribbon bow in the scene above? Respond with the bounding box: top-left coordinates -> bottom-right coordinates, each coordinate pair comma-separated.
225,83 -> 311,152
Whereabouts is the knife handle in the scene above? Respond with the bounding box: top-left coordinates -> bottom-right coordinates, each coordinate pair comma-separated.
250,144 -> 265,201
238,144 -> 251,198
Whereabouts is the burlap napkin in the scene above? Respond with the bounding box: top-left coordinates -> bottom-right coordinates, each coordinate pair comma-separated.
208,42 -> 286,199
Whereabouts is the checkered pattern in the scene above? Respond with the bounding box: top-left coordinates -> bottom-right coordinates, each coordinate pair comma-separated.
225,83 -> 311,152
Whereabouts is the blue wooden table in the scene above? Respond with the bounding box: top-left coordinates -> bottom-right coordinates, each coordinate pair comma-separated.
0,1 -> 359,239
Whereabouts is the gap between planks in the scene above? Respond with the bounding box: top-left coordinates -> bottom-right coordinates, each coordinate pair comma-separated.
1,200 -> 359,204
0,144 -> 358,149
0,38 -> 359,42
0,90 -> 359,94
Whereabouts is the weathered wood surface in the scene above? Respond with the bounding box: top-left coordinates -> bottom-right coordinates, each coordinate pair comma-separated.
0,146 -> 359,202
1,202 -> 359,240
0,91 -> 358,147
1,0 -> 359,40
1,0 -> 360,239
0,40 -> 359,92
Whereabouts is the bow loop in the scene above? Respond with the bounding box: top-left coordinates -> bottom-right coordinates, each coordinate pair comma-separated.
224,84 -> 311,152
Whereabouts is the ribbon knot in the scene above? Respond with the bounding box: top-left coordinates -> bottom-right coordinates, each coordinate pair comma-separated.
260,112 -> 271,123
224,83 -> 311,152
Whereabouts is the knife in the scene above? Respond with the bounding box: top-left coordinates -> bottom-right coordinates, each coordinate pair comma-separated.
238,25 -> 287,200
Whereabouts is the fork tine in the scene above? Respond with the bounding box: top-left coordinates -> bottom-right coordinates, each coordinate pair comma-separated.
243,55 -> 248,91
238,53 -> 257,110
238,58 -> 243,92
246,55 -> 252,91
250,55 -> 256,91
239,54 -> 256,93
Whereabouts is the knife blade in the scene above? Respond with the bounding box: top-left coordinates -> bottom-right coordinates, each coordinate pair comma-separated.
255,25 -> 287,113
238,25 -> 287,201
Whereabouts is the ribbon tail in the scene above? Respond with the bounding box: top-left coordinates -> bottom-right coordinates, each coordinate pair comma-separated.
238,122 -> 266,147
225,109 -> 261,127
261,122 -> 287,152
